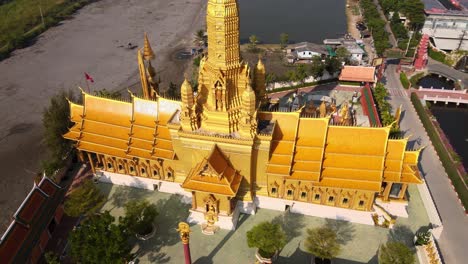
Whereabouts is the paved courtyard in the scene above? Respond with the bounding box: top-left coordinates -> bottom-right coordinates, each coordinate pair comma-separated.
97,183 -> 429,264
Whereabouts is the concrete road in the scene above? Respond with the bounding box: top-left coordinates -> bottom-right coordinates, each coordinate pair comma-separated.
426,58 -> 468,88
0,0 -> 205,232
384,63 -> 468,264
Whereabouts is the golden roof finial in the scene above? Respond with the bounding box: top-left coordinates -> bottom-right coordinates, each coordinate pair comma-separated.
143,33 -> 155,61
176,222 -> 191,244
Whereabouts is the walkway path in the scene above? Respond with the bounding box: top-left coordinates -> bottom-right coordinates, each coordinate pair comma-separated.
372,0 -> 397,47
384,64 -> 468,264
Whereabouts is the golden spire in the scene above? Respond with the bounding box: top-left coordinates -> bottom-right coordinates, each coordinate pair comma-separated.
242,81 -> 256,116
143,33 -> 155,61
181,79 -> 194,109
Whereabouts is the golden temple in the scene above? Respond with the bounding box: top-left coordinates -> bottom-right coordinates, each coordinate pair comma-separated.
64,0 -> 422,229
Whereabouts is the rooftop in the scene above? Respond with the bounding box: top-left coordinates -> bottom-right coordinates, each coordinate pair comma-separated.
339,66 -> 376,83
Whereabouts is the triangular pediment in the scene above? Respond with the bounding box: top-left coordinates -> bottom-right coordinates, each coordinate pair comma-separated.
182,144 -> 242,196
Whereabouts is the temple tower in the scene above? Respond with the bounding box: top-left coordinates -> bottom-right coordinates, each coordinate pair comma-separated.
197,0 -> 251,134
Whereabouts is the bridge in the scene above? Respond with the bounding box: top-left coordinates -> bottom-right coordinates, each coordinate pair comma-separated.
415,87 -> 468,105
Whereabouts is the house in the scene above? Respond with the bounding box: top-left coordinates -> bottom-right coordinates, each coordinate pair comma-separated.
285,42 -> 329,63
343,42 -> 366,64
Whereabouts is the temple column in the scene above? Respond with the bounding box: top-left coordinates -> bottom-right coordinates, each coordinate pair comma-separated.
398,183 -> 408,200
87,152 -> 95,174
191,192 -> 197,210
382,182 -> 393,202
226,197 -> 232,215
77,150 -> 84,162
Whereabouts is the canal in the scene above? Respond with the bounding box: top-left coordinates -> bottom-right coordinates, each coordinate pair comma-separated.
239,0 -> 347,44
430,104 -> 468,169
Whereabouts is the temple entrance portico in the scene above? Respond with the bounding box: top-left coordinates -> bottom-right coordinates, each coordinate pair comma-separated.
182,145 -> 243,232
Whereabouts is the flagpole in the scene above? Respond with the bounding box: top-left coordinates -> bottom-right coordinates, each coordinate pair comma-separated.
85,79 -> 90,93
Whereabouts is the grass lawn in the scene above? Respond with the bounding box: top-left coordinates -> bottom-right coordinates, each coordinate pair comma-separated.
97,183 -> 429,264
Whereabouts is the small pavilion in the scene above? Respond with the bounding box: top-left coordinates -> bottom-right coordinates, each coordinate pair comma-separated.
339,66 -> 376,86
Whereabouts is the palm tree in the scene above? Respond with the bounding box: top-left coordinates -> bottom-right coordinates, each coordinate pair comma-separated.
304,227 -> 341,264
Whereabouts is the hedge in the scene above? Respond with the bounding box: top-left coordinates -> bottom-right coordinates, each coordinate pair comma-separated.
400,72 -> 410,89
410,93 -> 468,209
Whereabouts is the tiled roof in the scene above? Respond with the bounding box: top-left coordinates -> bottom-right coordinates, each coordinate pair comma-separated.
0,176 -> 64,263
339,66 -> 376,83
64,93 -> 180,160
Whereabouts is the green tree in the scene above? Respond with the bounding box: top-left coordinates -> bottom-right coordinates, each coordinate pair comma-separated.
64,179 -> 105,217
248,34 -> 260,51
304,226 -> 341,261
194,29 -> 207,47
279,33 -> 289,49
42,90 -> 75,176
120,199 -> 158,235
70,211 -> 131,264
247,221 -> 286,258
44,251 -> 60,264
294,64 -> 308,84
325,57 -> 342,74
335,47 -> 350,63
94,89 -> 121,99
378,241 -> 415,264
309,56 -> 325,79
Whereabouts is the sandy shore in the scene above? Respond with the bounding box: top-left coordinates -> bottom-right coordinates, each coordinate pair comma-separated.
0,0 -> 205,232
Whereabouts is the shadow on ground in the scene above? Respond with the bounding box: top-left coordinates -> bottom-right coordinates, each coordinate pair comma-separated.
133,194 -> 191,263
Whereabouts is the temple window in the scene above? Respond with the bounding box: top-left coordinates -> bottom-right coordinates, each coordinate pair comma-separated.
342,198 -> 349,204
359,200 -> 365,207
328,196 -> 334,202
153,170 -> 158,176
301,192 -> 307,199
287,190 -> 293,196
314,194 -> 320,201
141,168 -> 146,175
107,163 -> 113,169
118,164 -> 123,171
271,187 -> 277,194
167,171 -> 172,178
129,166 -> 134,173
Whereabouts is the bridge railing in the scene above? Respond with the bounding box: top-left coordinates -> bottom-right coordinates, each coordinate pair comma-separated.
423,94 -> 467,104
419,87 -> 467,94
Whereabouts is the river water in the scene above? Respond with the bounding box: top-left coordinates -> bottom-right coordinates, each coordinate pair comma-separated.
239,0 -> 347,44
430,105 -> 468,169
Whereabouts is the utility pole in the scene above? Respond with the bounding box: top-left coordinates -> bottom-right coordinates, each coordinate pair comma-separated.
457,30 -> 466,51
405,30 -> 414,57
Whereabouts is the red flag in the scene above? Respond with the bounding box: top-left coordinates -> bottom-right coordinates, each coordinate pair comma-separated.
84,72 -> 94,83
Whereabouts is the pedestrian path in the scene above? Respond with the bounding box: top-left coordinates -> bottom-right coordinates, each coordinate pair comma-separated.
387,88 -> 407,97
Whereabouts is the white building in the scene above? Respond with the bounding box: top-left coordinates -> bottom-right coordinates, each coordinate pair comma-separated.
285,42 -> 328,63
422,0 -> 468,51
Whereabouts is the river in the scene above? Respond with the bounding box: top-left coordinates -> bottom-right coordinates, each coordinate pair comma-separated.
430,104 -> 468,169
239,0 -> 347,44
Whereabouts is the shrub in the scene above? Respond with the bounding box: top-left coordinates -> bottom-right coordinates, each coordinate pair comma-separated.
247,221 -> 286,258
400,72 -> 410,89
410,93 -> 468,209
415,231 -> 431,246
428,47 -> 446,64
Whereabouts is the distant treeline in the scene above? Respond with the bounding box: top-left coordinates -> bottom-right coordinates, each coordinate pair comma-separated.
0,0 -> 94,60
